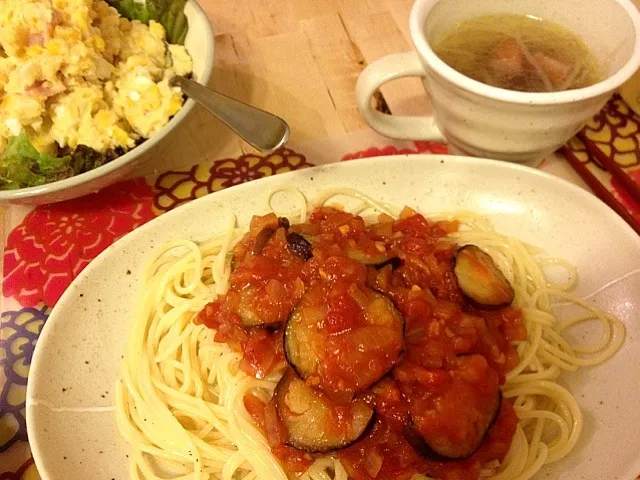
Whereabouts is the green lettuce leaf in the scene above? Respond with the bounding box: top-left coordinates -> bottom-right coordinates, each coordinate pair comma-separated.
3,132 -> 71,174
0,133 -> 131,189
106,0 -> 189,44
0,133 -> 75,189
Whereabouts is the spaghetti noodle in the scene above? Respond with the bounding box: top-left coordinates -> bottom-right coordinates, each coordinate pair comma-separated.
116,188 -> 625,480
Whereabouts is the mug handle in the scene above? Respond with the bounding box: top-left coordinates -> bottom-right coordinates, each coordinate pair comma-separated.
356,52 -> 445,141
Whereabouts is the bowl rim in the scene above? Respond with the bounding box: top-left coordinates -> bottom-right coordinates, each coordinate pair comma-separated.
409,0 -> 640,105
0,0 -> 215,203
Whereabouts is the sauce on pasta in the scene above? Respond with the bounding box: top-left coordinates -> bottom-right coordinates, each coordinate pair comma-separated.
197,206 -> 527,480
116,188 -> 625,480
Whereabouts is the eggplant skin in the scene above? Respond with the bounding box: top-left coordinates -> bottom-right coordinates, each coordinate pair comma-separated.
252,218 -> 290,255
374,257 -> 402,270
253,227 -> 277,255
278,217 -> 291,229
409,391 -> 503,462
235,285 -> 288,328
282,315 -> 309,381
274,369 -> 375,453
453,245 -> 515,309
344,246 -> 396,268
286,232 -> 313,261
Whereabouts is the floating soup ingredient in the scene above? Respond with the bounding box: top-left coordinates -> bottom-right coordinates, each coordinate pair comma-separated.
431,14 -> 602,92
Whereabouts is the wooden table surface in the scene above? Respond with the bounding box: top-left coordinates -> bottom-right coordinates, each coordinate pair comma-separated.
1,0 -> 639,267
153,0 -> 430,171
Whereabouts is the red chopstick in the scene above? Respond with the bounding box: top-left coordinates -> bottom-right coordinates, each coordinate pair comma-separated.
579,133 -> 640,204
560,146 -> 640,236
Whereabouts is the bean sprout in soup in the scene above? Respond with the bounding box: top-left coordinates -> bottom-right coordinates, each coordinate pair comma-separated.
431,14 -> 602,92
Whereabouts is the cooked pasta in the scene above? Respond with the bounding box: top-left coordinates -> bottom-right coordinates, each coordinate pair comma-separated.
116,188 -> 625,480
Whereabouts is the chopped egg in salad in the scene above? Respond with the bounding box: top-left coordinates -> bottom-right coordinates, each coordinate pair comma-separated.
0,0 -> 193,188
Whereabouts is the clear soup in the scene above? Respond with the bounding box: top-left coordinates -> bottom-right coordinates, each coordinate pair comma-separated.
431,14 -> 602,92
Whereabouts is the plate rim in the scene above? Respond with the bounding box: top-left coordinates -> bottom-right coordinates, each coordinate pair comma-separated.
25,153 -> 640,478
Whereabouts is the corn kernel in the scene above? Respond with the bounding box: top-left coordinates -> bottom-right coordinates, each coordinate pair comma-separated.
168,97 -> 182,115
93,35 -> 105,51
94,110 -> 111,127
46,40 -> 61,54
113,127 -> 132,146
26,45 -> 44,56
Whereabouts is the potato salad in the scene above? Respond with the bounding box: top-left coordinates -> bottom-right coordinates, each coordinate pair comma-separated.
0,0 -> 193,188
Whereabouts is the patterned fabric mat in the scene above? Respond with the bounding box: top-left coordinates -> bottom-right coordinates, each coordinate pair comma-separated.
1,96 -> 640,478
562,94 -> 640,231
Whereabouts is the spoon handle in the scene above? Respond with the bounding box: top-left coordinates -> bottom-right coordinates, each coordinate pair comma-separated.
171,76 -> 290,153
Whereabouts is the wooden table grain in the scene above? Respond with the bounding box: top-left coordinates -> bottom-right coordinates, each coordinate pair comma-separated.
144,0 -> 431,178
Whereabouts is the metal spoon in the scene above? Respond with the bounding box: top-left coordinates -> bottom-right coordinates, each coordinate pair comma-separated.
170,76 -> 290,153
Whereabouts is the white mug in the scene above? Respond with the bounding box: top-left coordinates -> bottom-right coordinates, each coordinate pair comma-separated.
356,0 -> 640,163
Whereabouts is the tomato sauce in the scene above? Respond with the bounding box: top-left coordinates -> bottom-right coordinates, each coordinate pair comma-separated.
198,207 -> 526,480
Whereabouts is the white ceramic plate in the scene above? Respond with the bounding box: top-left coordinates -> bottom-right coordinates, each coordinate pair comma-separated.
26,156 -> 640,480
0,0 -> 214,205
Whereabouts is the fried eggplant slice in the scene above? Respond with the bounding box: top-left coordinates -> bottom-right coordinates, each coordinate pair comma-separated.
284,282 -> 404,398
408,355 -> 503,460
274,368 -> 374,453
410,391 -> 502,460
235,277 -> 304,329
235,285 -> 278,328
453,245 -> 514,309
